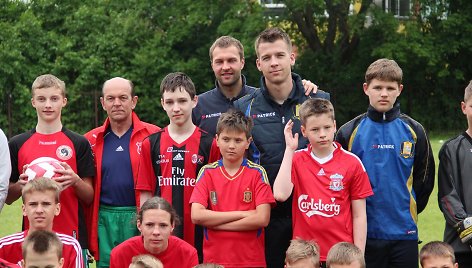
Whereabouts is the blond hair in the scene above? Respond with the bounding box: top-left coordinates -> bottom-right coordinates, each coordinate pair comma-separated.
22,177 -> 62,204
209,36 -> 244,62
420,241 -> 456,266
285,238 -> 320,267
299,98 -> 335,125
32,74 -> 66,97
129,254 -> 163,268
326,242 -> 365,268
464,80 -> 472,102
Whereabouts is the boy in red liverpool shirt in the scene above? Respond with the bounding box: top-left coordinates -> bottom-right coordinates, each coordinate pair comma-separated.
273,98 -> 373,266
190,110 -> 275,267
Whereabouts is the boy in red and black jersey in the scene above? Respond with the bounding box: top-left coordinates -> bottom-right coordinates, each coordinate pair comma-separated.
7,74 -> 95,263
136,72 -> 219,260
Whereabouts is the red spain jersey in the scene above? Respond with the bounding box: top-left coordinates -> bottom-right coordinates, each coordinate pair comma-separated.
291,142 -> 373,261
190,159 -> 275,267
136,127 -> 219,249
110,235 -> 198,268
8,128 -> 95,247
0,231 -> 84,268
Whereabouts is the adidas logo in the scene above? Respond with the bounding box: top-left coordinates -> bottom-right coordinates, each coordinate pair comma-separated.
115,146 -> 124,152
317,168 -> 326,176
173,153 -> 184,161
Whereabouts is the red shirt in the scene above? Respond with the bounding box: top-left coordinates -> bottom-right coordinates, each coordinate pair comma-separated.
0,231 -> 84,268
9,128 -> 95,247
136,126 -> 219,248
291,142 -> 373,261
109,236 -> 198,268
190,159 -> 275,267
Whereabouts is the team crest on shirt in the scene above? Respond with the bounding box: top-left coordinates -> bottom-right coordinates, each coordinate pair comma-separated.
210,191 -> 217,205
191,154 -> 204,164
400,141 -> 414,158
56,145 -> 73,160
328,173 -> 344,191
243,189 -> 252,203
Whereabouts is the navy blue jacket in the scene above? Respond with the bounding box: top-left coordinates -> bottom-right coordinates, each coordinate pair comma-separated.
192,75 -> 256,136
234,73 -> 330,219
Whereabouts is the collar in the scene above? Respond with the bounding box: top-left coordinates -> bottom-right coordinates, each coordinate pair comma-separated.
214,75 -> 250,101
260,73 -> 303,104
100,112 -> 145,135
367,102 -> 401,122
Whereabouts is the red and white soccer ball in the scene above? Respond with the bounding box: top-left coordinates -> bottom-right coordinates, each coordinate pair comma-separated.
24,157 -> 65,181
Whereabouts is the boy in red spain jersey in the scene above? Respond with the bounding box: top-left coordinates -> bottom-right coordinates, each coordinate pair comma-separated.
6,74 -> 95,263
136,72 -> 219,260
273,98 -> 373,267
190,110 -> 275,267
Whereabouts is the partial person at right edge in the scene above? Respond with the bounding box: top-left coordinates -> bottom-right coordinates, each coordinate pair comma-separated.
438,80 -> 472,267
234,27 -> 330,268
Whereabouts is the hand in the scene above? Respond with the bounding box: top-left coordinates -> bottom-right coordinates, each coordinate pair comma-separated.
17,164 -> 29,186
284,119 -> 299,151
53,162 -> 81,190
456,217 -> 472,244
302,79 -> 318,96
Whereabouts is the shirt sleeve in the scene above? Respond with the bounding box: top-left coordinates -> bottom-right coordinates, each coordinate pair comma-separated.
0,129 -> 11,212
438,140 -> 468,226
254,166 -> 275,207
189,166 -> 210,207
349,159 -> 373,200
135,137 -> 157,193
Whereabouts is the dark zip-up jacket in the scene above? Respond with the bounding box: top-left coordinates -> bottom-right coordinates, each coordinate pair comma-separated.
234,73 -> 330,219
438,132 -> 472,253
192,75 -> 256,136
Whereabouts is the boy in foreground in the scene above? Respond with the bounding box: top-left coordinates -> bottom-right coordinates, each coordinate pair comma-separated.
438,80 -> 472,266
336,59 -> 435,268
21,230 -> 64,268
284,238 -> 320,268
274,98 -> 372,265
0,178 -> 83,267
136,72 -> 219,258
420,241 -> 458,268
326,242 -> 365,268
190,110 -> 275,267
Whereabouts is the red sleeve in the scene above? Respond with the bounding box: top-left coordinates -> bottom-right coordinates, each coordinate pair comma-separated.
189,166 -> 211,207
254,167 -> 276,207
135,138 -> 156,193
349,158 -> 373,200
209,138 -> 220,162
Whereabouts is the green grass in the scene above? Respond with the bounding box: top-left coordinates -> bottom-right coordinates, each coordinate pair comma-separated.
0,136 -> 451,263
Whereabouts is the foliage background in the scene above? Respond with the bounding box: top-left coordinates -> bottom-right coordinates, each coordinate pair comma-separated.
0,0 -> 471,137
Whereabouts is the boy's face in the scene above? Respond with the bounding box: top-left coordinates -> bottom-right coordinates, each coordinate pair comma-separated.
212,45 -> 245,88
21,246 -> 64,268
22,190 -> 60,231
461,97 -> 472,129
363,78 -> 403,113
256,39 -> 295,86
329,260 -> 363,268
31,87 -> 67,124
301,113 -> 336,156
101,79 -> 137,124
216,129 -> 251,164
161,87 -> 197,127
421,256 -> 458,268
285,258 -> 318,268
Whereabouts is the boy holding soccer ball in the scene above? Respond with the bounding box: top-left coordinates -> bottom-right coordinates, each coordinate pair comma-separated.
7,74 -> 95,264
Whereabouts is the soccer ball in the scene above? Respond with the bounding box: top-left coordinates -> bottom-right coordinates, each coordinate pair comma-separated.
24,157 -> 65,181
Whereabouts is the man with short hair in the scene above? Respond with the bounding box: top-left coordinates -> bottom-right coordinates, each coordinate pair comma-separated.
85,77 -> 160,267
234,27 -> 330,267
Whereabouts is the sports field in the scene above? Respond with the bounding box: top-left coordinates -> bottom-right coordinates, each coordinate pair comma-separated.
0,137 -> 447,263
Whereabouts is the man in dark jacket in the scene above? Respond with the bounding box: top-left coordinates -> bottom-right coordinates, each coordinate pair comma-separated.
234,27 -> 329,268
